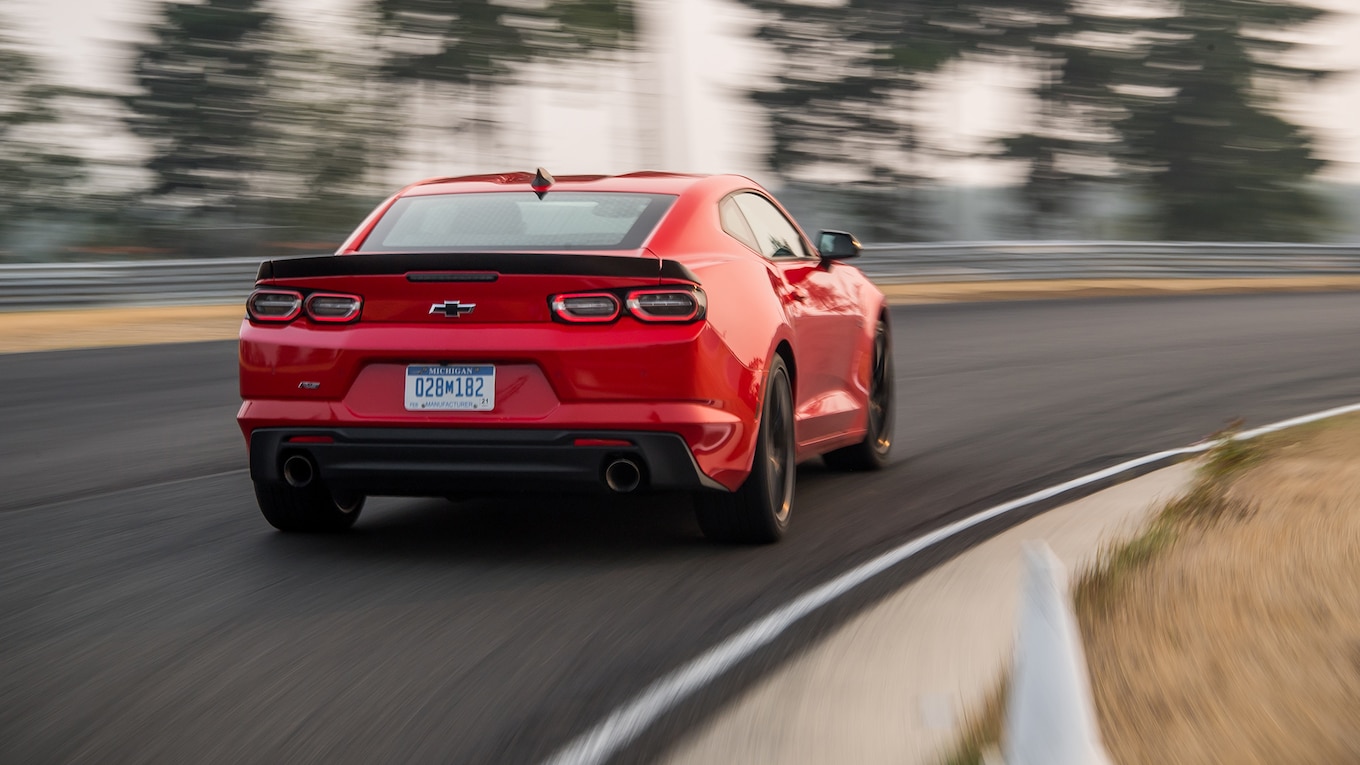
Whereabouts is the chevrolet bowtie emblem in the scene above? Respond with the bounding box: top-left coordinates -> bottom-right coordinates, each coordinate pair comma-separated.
430,300 -> 476,318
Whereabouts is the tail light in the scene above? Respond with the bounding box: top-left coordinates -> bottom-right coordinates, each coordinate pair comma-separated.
304,292 -> 363,323
247,289 -> 302,322
247,289 -> 362,324
626,289 -> 706,322
551,287 -> 706,324
551,292 -> 621,323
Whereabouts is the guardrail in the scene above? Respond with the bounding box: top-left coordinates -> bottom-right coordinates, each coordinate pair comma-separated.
5,241 -> 1360,309
858,241 -> 1360,283
0,257 -> 265,309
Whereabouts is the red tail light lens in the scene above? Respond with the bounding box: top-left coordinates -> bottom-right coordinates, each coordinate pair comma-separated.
626,288 -> 706,322
247,289 -> 302,322
551,292 -> 621,323
304,292 -> 363,323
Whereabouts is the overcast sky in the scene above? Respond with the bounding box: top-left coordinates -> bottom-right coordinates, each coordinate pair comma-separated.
11,0 -> 1360,185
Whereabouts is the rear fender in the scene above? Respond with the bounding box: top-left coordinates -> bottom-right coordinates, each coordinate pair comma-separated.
686,254 -> 796,481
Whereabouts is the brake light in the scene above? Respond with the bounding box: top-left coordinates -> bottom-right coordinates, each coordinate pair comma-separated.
551,292 -> 621,323
304,292 -> 363,323
626,288 -> 706,322
247,289 -> 302,322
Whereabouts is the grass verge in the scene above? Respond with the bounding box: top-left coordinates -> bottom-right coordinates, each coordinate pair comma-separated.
0,304 -> 243,353
1074,425 -> 1263,618
937,678 -> 1007,765
938,414 -> 1359,764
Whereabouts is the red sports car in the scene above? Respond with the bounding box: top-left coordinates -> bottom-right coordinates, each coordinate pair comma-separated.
238,170 -> 893,543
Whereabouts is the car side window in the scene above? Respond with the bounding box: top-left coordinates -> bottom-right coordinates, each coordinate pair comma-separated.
732,193 -> 810,260
719,196 -> 761,253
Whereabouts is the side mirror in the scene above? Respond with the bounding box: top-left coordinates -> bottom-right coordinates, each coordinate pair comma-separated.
817,230 -> 860,260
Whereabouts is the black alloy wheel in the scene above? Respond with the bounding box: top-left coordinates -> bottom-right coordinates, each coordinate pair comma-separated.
695,356 -> 796,544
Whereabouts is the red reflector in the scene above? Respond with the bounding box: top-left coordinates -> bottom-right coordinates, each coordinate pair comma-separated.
286,436 -> 334,444
574,438 -> 632,447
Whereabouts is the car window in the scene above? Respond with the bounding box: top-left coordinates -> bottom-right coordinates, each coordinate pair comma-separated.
719,196 -> 761,253
359,192 -> 676,251
732,193 -> 810,260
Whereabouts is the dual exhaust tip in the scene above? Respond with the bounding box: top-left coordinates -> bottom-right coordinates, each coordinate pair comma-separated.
284,453 -> 643,494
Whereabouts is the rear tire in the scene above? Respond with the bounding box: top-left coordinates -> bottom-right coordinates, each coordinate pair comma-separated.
695,357 -> 795,544
255,480 -> 364,533
823,318 -> 893,471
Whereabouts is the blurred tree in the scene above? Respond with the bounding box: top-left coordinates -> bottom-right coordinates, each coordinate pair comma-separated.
376,0 -> 635,80
737,0 -> 1006,240
0,15 -> 85,244
551,0 -> 636,51
124,0 -> 405,254
259,30 -> 401,238
995,7 -> 1133,237
1116,0 -> 1330,240
373,0 -> 636,161
125,0 -> 275,215
1003,0 -> 1330,240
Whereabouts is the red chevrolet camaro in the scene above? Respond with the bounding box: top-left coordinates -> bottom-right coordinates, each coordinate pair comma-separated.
238,170 -> 893,543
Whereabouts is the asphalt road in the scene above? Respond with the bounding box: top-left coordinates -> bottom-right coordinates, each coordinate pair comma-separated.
3,293 -> 1359,764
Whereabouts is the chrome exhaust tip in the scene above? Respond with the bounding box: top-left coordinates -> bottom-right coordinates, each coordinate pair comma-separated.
604,458 -> 642,493
283,454 -> 316,488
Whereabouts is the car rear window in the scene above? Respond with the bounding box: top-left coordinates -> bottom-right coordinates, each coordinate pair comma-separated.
358,192 -> 677,252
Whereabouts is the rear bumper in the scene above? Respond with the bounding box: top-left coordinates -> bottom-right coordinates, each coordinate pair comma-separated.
248,427 -> 728,496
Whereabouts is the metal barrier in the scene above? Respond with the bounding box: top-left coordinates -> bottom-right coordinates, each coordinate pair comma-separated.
858,241 -> 1360,283
6,242 -> 1360,309
0,258 -> 266,309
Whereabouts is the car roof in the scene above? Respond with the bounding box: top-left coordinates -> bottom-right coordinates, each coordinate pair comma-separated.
399,171 -> 734,197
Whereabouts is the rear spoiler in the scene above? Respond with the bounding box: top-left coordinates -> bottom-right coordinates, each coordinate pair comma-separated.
257,252 -> 699,283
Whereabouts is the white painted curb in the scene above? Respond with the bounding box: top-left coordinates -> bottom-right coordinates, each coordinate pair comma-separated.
1002,542 -> 1114,765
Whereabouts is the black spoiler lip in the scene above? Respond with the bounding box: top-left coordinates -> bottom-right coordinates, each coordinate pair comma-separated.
256,252 -> 699,284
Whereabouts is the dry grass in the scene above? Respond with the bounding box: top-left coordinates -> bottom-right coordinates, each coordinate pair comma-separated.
1079,414 -> 1360,764
1074,426 -> 1263,618
939,415 -> 1360,764
936,678 -> 1008,765
0,304 -> 243,353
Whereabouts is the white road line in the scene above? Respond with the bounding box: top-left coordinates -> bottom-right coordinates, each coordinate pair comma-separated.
540,401 -> 1360,765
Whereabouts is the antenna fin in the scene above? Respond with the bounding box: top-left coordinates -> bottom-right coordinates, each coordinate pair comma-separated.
532,168 -> 554,199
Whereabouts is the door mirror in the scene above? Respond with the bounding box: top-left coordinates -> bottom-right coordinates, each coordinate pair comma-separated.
817,230 -> 860,260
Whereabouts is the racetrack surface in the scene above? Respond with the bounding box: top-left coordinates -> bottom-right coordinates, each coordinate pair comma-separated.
2,293 -> 1359,764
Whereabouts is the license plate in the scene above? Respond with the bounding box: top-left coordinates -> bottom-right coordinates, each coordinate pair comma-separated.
404,365 -> 495,411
